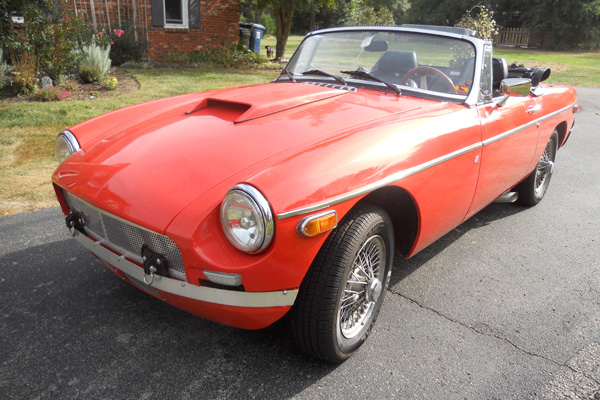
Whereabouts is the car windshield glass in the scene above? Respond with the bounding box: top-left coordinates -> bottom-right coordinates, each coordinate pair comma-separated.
286,30 -> 476,98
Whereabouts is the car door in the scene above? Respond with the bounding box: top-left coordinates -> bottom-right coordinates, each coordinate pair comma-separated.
465,51 -> 541,218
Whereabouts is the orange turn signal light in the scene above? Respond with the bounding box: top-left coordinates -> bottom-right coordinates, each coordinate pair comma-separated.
298,211 -> 338,237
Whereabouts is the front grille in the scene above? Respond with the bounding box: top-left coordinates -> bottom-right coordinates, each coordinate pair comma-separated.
62,190 -> 186,280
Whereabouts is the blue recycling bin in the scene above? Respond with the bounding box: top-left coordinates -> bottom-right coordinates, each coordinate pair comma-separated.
249,23 -> 266,54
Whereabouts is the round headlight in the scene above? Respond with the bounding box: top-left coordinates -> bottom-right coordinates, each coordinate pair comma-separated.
220,184 -> 274,254
55,130 -> 80,164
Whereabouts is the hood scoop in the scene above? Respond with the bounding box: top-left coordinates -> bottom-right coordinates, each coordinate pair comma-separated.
185,99 -> 251,122
185,83 -> 349,124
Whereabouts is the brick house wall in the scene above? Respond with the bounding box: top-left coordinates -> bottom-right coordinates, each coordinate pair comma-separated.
72,0 -> 239,60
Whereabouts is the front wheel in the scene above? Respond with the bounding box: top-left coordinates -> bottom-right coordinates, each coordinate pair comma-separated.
291,205 -> 394,362
516,130 -> 558,206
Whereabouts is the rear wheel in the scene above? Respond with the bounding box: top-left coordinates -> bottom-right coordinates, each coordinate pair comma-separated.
517,131 -> 558,206
291,205 -> 393,362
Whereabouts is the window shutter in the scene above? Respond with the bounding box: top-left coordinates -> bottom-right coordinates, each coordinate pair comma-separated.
189,0 -> 201,29
151,0 -> 165,27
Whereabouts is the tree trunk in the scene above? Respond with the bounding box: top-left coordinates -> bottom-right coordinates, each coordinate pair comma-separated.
309,10 -> 315,32
272,0 -> 295,61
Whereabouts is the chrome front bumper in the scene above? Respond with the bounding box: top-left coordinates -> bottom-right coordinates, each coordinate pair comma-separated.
73,231 -> 298,308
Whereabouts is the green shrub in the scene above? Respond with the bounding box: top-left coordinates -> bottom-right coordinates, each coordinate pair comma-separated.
109,26 -> 147,66
57,75 -> 78,92
168,51 -> 191,66
10,52 -> 39,95
21,0 -> 91,81
78,63 -> 103,83
102,74 -> 118,90
188,44 -> 269,68
0,48 -> 12,77
79,40 -> 111,83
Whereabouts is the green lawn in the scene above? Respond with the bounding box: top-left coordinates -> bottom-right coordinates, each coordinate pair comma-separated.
261,35 -> 304,59
494,47 -> 600,87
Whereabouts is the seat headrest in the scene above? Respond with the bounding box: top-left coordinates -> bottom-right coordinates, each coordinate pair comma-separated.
492,57 -> 508,86
372,51 -> 418,73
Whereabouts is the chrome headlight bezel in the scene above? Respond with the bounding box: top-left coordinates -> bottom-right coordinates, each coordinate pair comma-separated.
220,184 -> 274,254
55,130 -> 80,164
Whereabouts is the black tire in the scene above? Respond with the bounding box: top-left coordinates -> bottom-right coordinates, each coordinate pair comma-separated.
516,130 -> 558,206
291,205 -> 394,362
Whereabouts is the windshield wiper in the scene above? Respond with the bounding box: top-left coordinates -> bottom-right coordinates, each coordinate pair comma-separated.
341,70 -> 401,96
276,69 -> 296,83
301,69 -> 347,85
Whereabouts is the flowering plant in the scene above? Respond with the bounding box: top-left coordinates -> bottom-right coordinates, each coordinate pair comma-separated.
95,28 -> 126,47
34,85 -> 72,101
102,74 -> 118,90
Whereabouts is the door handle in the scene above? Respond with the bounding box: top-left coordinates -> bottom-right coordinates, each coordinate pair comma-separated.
526,105 -> 540,115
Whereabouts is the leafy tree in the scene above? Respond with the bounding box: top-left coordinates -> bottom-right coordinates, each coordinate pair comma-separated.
408,0 -> 479,26
240,0 -> 264,23
519,0 -> 600,49
407,0 -> 600,49
357,5 -> 377,24
260,0 -> 333,60
259,12 -> 276,35
354,5 -> 395,25
455,5 -> 498,40
376,5 -> 395,25
269,0 -> 296,60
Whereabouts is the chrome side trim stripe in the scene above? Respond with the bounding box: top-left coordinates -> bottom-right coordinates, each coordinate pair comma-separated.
277,142 -> 483,220
277,101 -> 576,221
483,102 -> 576,146
74,231 -> 298,308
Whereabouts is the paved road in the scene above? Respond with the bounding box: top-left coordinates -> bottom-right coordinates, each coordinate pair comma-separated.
1,88 -> 599,399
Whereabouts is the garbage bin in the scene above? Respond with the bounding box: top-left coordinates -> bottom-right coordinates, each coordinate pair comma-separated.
239,22 -> 251,50
248,23 -> 266,54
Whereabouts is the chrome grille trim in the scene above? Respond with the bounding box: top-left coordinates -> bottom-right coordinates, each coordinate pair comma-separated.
62,190 -> 186,280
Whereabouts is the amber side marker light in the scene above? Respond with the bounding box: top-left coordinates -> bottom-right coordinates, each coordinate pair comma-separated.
298,211 -> 338,237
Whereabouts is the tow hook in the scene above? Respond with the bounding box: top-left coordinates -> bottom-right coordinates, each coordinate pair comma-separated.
142,246 -> 169,286
65,211 -> 86,236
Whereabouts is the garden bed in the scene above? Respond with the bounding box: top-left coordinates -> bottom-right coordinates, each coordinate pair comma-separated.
0,70 -> 140,103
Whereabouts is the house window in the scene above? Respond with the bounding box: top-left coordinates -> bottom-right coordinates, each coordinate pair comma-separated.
164,0 -> 188,28
151,0 -> 200,29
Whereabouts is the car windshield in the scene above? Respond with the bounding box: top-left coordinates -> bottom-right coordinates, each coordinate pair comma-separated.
285,29 -> 476,99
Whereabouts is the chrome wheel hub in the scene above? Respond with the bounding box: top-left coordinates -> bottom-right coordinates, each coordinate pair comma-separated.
365,278 -> 382,303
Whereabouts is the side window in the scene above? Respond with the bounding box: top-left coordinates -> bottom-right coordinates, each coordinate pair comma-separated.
164,0 -> 188,28
151,0 -> 201,29
478,45 -> 493,104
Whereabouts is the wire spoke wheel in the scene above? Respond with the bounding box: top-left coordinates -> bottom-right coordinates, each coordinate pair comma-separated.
339,235 -> 385,339
291,205 -> 393,363
534,144 -> 554,197
517,130 -> 558,206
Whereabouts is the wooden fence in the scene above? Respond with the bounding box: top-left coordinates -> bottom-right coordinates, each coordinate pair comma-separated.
495,27 -> 531,47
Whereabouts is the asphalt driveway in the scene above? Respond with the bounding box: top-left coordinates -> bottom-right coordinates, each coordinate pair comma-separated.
1,88 -> 599,399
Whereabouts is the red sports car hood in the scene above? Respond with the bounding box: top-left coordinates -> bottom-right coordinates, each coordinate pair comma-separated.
54,83 -> 431,232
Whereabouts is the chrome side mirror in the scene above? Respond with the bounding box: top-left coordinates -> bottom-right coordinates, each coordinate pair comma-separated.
497,78 -> 532,107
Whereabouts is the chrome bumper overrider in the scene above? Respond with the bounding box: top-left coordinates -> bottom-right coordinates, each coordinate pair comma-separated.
73,231 -> 298,308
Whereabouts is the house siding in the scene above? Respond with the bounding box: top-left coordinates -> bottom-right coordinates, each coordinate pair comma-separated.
72,0 -> 239,60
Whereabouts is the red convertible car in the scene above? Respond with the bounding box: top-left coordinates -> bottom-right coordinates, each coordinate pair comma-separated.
53,26 -> 578,362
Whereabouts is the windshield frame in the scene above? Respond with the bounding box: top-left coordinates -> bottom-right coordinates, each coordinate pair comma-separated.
281,26 -> 486,106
